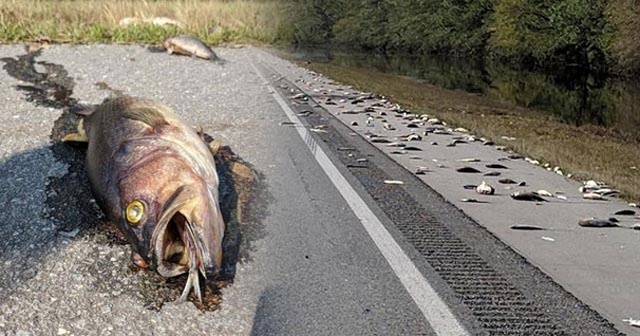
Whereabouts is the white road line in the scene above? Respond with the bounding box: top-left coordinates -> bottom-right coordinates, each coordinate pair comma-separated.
249,59 -> 470,336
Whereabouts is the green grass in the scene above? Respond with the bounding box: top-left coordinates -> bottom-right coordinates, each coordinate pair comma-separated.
0,0 -> 283,45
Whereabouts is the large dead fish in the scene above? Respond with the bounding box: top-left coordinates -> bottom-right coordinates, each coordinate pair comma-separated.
163,35 -> 218,61
63,96 -> 224,302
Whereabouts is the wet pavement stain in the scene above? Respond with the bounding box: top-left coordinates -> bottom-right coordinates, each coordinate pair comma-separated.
2,50 -> 269,311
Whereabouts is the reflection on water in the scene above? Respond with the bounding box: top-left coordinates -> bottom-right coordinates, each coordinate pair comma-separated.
285,47 -> 640,138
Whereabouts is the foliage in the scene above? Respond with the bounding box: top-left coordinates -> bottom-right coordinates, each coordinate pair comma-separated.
277,0 -> 628,73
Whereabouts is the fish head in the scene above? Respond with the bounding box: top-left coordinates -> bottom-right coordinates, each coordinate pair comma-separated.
150,185 -> 224,280
118,162 -> 224,282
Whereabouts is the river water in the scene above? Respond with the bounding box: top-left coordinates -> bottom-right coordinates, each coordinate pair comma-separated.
283,47 -> 640,139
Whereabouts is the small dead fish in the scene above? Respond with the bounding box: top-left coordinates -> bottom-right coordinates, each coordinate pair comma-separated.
583,192 -> 607,201
403,146 -> 422,151
456,166 -> 482,173
371,138 -> 391,143
578,218 -> 618,228
291,93 -> 307,100
384,180 -> 404,185
446,139 -> 467,147
483,171 -> 501,177
414,167 -> 431,175
510,224 -> 546,231
498,178 -> 517,184
406,134 -> 422,141
460,158 -> 481,163
535,190 -> 553,197
460,198 -> 489,203
476,181 -> 495,195
163,35 -> 218,61
463,184 -> 478,190
614,209 -> 636,216
511,191 -> 547,202
485,163 -> 509,169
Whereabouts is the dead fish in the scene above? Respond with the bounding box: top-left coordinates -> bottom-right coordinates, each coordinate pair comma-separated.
498,178 -> 517,184
371,138 -> 391,143
163,35 -> 219,61
476,181 -> 495,195
510,224 -> 546,231
460,198 -> 489,203
511,191 -> 547,202
485,163 -> 508,169
483,171 -> 501,177
578,218 -> 618,228
414,167 -> 431,175
456,166 -> 482,173
62,96 -> 225,302
535,190 -> 553,197
446,139 -> 467,147
614,209 -> 636,216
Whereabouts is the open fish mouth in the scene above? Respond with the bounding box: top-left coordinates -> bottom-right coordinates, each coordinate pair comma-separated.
154,211 -> 206,302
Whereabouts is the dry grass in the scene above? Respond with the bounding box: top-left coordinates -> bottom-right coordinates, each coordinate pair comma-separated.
306,62 -> 640,203
0,0 -> 282,44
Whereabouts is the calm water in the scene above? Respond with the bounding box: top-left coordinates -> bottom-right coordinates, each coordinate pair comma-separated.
284,47 -> 640,138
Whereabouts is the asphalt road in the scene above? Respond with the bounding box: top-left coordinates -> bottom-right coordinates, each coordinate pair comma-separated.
0,45 -> 634,335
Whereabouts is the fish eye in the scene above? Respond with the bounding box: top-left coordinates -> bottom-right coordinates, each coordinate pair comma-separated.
125,200 -> 145,225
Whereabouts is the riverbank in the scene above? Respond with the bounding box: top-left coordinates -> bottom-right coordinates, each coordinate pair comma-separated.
301,61 -> 640,203
0,0 -> 281,45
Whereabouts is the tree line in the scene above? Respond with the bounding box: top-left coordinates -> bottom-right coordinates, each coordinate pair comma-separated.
275,0 -> 640,75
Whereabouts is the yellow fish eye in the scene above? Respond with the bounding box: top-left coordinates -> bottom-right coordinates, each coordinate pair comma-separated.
125,200 -> 145,224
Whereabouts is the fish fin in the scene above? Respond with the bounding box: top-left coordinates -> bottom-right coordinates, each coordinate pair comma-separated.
208,139 -> 222,156
122,106 -> 169,128
61,119 -> 88,142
